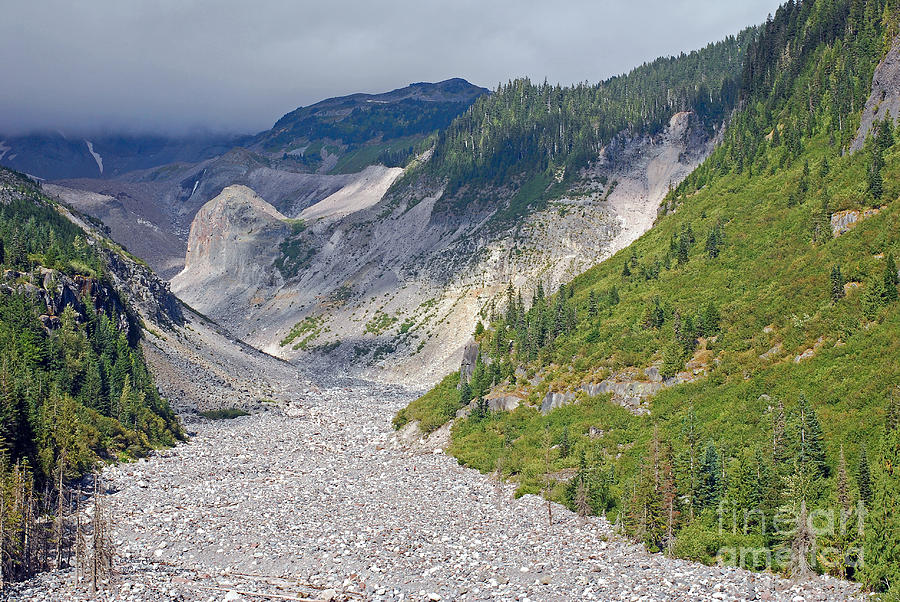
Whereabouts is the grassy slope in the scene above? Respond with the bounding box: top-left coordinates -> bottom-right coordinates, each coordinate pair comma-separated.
445,131 -> 899,484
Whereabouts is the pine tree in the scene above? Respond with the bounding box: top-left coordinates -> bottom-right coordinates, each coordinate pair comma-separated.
558,425 -> 571,459
863,411 -> 900,593
588,290 -> 599,317
697,442 -> 723,510
798,394 -> 829,479
858,446 -> 872,509
868,139 -> 885,200
830,264 -> 846,302
681,405 -> 700,518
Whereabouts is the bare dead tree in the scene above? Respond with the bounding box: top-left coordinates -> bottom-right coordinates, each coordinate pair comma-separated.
543,428 -> 553,527
0,474 -> 5,592
575,476 -> 590,523
74,488 -> 86,590
54,453 -> 66,569
88,474 -> 114,593
791,500 -> 815,580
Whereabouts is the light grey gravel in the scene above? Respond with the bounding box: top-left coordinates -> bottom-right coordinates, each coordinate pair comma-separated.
3,348 -> 864,601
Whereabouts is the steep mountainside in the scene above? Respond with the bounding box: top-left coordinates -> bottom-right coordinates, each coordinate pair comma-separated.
166,32 -> 755,384
43,80 -> 487,279
172,108 -> 717,384
0,166 -> 187,581
0,131 -> 248,180
397,1 -> 900,594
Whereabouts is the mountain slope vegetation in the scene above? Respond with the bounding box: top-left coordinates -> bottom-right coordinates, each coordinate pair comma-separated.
0,167 -> 183,582
398,0 -> 900,592
389,29 -> 756,223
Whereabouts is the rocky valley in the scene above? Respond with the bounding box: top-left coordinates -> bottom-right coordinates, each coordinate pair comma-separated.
2,1 -> 900,600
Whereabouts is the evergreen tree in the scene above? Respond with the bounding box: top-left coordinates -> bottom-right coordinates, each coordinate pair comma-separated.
858,446 -> 872,509
680,405 -> 700,517
559,425 -> 571,459
588,290 -> 599,318
830,264 -> 846,302
863,412 -> 900,593
609,286 -> 620,306
697,441 -> 723,510
797,394 -> 829,479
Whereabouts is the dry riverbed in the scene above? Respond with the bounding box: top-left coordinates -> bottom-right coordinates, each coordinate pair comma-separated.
6,373 -> 861,601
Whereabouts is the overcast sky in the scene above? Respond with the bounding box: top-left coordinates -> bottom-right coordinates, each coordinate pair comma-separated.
0,0 -> 784,136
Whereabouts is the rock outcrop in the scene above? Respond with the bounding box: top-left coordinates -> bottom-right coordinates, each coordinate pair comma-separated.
1,267 -> 135,339
168,110 -> 716,388
851,35 -> 900,152
170,185 -> 290,325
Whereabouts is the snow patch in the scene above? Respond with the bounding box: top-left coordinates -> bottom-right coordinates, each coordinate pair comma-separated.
84,140 -> 103,174
0,140 -> 11,161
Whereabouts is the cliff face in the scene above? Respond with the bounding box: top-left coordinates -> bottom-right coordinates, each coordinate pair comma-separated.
852,35 -> 900,152
170,185 -> 290,326
171,111 -> 715,387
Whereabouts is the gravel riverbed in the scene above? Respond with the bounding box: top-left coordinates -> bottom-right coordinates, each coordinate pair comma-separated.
5,371 -> 862,601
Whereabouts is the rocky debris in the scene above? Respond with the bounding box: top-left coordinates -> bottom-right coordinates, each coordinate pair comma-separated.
139,307 -> 302,415
300,166 -> 403,223
51,200 -> 185,329
485,393 -> 522,412
153,109 -> 717,391
6,359 -> 862,601
760,343 -> 783,360
391,420 -> 453,455
831,208 -> 881,237
99,244 -> 184,328
851,35 -> 900,153
795,336 -> 826,364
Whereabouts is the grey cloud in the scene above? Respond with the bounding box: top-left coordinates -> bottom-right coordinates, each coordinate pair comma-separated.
0,0 -> 784,135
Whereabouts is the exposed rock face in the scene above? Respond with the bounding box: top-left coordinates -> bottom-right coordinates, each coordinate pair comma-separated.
53,153 -> 359,276
299,165 -> 403,223
170,185 -> 289,326
44,183 -> 187,279
1,267 -> 135,339
458,339 -> 479,385
851,35 -> 900,152
831,207 -> 881,237
170,110 -> 716,387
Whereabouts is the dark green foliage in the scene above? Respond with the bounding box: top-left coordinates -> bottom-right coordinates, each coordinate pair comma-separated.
705,220 -> 725,259
797,394 -> 828,479
858,446 -> 873,509
398,0 -> 900,585
566,450 -> 615,516
863,402 -> 900,594
198,408 -> 250,420
417,31 -> 755,219
0,169 -> 183,587
831,264 -> 846,302
884,253 -> 899,302
696,442 -> 723,510
376,145 -> 415,168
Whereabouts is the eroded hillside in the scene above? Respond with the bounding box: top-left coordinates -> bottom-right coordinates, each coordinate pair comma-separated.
171,110 -> 716,385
